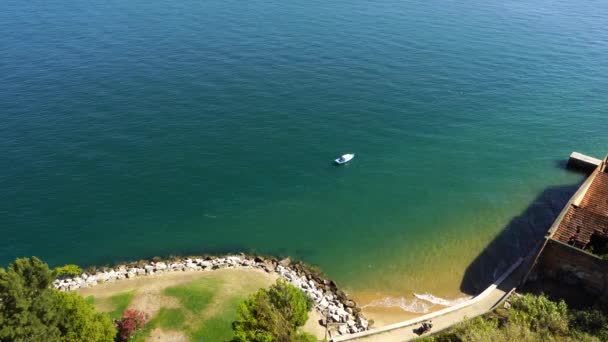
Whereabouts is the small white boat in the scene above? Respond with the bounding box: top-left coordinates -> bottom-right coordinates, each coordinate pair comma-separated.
335,153 -> 355,165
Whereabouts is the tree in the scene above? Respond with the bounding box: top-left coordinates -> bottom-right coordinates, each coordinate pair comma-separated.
266,279 -> 312,328
0,257 -> 116,342
55,291 -> 116,342
233,279 -> 317,342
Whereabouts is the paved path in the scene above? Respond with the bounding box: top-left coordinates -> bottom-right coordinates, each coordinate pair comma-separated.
333,258 -> 527,342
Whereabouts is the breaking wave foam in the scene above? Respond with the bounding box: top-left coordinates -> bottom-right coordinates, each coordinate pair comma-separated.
362,297 -> 430,314
413,293 -> 473,306
362,293 -> 474,313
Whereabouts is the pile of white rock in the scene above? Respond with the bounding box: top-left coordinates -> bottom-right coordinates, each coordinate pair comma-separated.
53,254 -> 369,336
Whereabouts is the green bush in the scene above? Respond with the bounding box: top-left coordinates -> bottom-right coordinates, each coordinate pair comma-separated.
54,264 -> 83,278
570,309 -> 608,340
508,294 -> 569,336
0,257 -> 116,342
420,294 -> 605,342
232,279 -> 316,342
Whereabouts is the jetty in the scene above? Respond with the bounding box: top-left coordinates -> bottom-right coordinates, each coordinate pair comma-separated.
567,152 -> 601,172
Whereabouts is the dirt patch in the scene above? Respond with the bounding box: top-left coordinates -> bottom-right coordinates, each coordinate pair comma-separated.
129,288 -> 180,318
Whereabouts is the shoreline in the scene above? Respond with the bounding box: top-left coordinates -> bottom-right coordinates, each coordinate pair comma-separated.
54,254 -> 370,338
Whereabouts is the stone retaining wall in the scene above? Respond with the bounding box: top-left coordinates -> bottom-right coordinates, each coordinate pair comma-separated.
53,254 -> 369,336
530,239 -> 608,303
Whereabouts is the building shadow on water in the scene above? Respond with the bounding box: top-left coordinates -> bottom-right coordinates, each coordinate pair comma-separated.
459,183 -> 582,295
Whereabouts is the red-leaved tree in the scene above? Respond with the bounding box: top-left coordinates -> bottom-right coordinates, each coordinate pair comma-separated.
115,309 -> 146,341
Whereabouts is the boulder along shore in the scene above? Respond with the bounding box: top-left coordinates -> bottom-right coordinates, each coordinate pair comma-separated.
53,254 -> 370,337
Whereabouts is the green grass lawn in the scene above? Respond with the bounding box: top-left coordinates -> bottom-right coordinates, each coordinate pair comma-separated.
164,277 -> 220,313
81,269 -> 276,342
144,273 -> 269,341
108,291 -> 135,320
86,291 -> 135,320
191,297 -> 244,342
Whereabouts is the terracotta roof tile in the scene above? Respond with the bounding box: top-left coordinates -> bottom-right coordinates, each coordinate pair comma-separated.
552,169 -> 608,247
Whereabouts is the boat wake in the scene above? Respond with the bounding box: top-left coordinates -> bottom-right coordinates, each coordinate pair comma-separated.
362,293 -> 473,314
413,293 -> 472,306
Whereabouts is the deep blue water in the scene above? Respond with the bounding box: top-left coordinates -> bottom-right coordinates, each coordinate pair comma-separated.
1,0 -> 607,303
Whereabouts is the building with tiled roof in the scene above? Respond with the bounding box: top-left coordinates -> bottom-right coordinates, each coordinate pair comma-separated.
549,158 -> 608,249
527,156 -> 608,303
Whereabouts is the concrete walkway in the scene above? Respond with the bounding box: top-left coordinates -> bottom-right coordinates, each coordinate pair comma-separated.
333,258 -> 527,342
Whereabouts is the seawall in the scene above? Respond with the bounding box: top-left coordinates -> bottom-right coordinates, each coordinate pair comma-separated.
53,254 -> 369,338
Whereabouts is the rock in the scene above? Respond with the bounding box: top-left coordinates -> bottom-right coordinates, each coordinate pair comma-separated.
96,272 -> 109,283
279,257 -> 291,267
155,262 -> 167,271
337,308 -> 349,321
357,316 -> 368,329
338,325 -> 348,335
227,256 -> 241,263
320,317 -> 327,327
263,262 -> 276,273
144,265 -> 155,274
319,298 -> 329,310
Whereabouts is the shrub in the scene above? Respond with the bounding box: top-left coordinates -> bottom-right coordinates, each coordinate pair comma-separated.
508,294 -> 569,336
232,279 -> 313,342
570,309 -> 608,340
54,264 -> 83,278
115,309 -> 146,342
421,294 -> 606,342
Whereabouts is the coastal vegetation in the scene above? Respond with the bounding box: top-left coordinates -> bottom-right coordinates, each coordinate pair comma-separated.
419,293 -> 608,342
233,279 -> 317,342
54,264 -> 84,278
2,255 -> 371,341
0,257 -> 116,342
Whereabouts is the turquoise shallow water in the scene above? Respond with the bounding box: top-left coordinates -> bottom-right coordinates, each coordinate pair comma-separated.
1,0 -> 607,305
